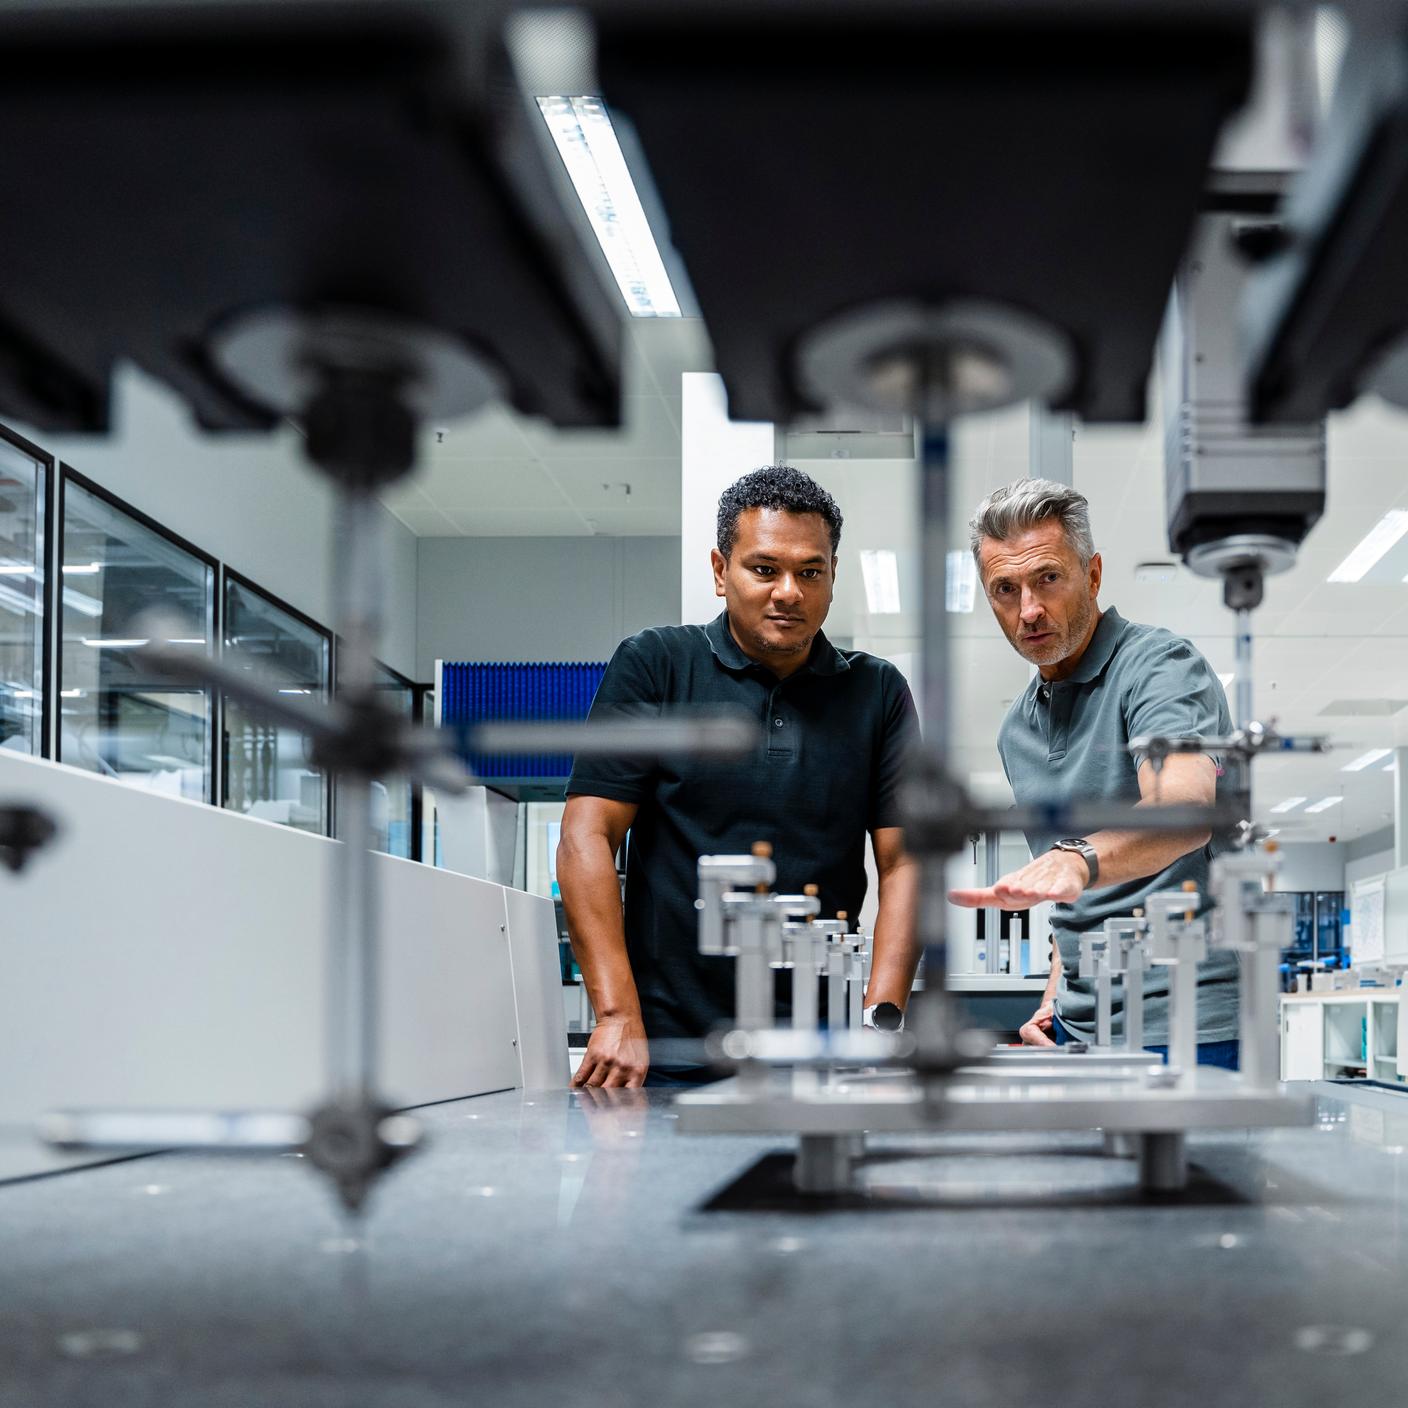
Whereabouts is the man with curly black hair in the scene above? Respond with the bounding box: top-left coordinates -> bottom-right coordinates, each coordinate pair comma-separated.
558,465 -> 921,1087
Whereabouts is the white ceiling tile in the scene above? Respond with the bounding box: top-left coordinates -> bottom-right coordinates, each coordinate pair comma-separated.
422,402 -> 534,458
519,395 -> 681,461
548,456 -> 681,512
573,505 -> 682,536
385,506 -> 461,536
441,507 -> 593,536
418,457 -> 571,512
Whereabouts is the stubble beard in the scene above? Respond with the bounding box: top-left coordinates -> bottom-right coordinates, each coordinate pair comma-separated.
748,624 -> 813,659
1012,594 -> 1094,668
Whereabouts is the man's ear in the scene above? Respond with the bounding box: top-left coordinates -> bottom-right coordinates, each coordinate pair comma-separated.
831,555 -> 839,581
1088,551 -> 1102,598
711,547 -> 727,598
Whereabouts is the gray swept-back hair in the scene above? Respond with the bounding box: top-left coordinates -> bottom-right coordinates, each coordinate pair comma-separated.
969,478 -> 1094,571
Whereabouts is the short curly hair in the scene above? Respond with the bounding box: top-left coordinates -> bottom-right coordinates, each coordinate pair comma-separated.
716,465 -> 843,559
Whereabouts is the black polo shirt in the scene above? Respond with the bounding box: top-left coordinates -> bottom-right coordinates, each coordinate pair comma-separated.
566,611 -> 919,1052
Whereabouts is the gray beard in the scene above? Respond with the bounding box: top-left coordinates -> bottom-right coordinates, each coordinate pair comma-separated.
1014,595 -> 1094,668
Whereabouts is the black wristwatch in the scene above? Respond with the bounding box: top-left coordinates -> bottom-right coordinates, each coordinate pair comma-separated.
1051,837 -> 1099,887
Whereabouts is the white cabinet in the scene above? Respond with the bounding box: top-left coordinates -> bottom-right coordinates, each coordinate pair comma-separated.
1280,992 -> 1402,1082
1281,1002 -> 1324,1081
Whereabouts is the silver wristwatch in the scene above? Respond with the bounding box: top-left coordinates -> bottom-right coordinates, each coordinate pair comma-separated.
862,1001 -> 904,1032
1051,837 -> 1099,887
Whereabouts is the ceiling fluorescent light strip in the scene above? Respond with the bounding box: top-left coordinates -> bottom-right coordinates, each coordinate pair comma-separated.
1269,796 -> 1307,813
859,549 -> 902,615
1342,748 -> 1393,771
1327,509 -> 1408,582
1304,796 -> 1342,814
946,551 -> 976,614
536,95 -> 681,318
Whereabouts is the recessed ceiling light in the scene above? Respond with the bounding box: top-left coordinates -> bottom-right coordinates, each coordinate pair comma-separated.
62,561 -> 103,576
1304,796 -> 1341,814
536,95 -> 681,318
1134,561 -> 1179,584
81,638 -> 148,649
1342,748 -> 1393,772
1270,797 -> 1307,813
859,549 -> 901,614
0,563 -> 35,576
1327,509 -> 1408,582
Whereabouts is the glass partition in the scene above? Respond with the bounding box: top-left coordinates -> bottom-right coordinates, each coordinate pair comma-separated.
0,434 -> 45,755
222,574 -> 331,834
58,474 -> 215,798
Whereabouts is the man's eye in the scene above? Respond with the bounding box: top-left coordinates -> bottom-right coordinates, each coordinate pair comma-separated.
994,583 -> 1013,596
753,566 -> 774,576
801,569 -> 820,579
1042,572 -> 1060,584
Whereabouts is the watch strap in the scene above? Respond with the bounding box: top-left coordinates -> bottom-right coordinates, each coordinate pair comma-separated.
1052,838 -> 1098,887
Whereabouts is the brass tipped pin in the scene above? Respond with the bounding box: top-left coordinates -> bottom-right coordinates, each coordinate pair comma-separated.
752,840 -> 773,893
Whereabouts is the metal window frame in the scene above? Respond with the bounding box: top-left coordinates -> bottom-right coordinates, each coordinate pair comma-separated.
0,422 -> 54,760
331,643 -> 425,857
56,463 -> 222,803
411,681 -> 434,864
220,564 -> 334,837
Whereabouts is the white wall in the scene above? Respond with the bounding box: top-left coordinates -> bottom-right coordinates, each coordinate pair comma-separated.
680,372 -> 774,624
19,366 -> 419,680
416,534 -> 680,677
1348,848 -> 1397,893
0,750 -> 567,1177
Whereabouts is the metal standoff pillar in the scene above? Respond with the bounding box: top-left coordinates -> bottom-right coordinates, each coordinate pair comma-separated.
1103,914 -> 1149,1053
1210,846 -> 1290,1090
1079,933 -> 1115,1048
1146,885 -> 1207,1080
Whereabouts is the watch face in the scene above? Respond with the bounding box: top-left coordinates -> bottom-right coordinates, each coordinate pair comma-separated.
872,1001 -> 903,1032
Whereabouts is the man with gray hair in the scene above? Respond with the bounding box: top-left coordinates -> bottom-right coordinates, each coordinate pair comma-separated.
949,478 -> 1240,1066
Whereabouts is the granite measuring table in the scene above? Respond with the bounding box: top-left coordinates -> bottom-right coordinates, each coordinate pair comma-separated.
1,1081 -> 1406,1407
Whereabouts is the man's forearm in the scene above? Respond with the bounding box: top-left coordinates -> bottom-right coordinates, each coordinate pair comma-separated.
1040,938 -> 1061,1006
865,855 -> 920,1008
1080,812 -> 1210,892
557,832 -> 642,1021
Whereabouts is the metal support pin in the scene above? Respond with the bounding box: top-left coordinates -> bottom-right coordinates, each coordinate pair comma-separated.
792,888 -> 821,1038
1170,882 -> 1202,1078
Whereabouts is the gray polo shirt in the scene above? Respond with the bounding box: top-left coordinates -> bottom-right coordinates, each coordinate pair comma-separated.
997,607 -> 1238,1044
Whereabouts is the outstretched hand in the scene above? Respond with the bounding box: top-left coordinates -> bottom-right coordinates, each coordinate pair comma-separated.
948,849 -> 1088,909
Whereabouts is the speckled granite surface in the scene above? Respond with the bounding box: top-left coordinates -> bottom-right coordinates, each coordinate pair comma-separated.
1,1082 -> 1405,1407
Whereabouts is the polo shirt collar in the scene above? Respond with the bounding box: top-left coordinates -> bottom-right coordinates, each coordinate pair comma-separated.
1063,606 -> 1128,685
706,611 -> 850,677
